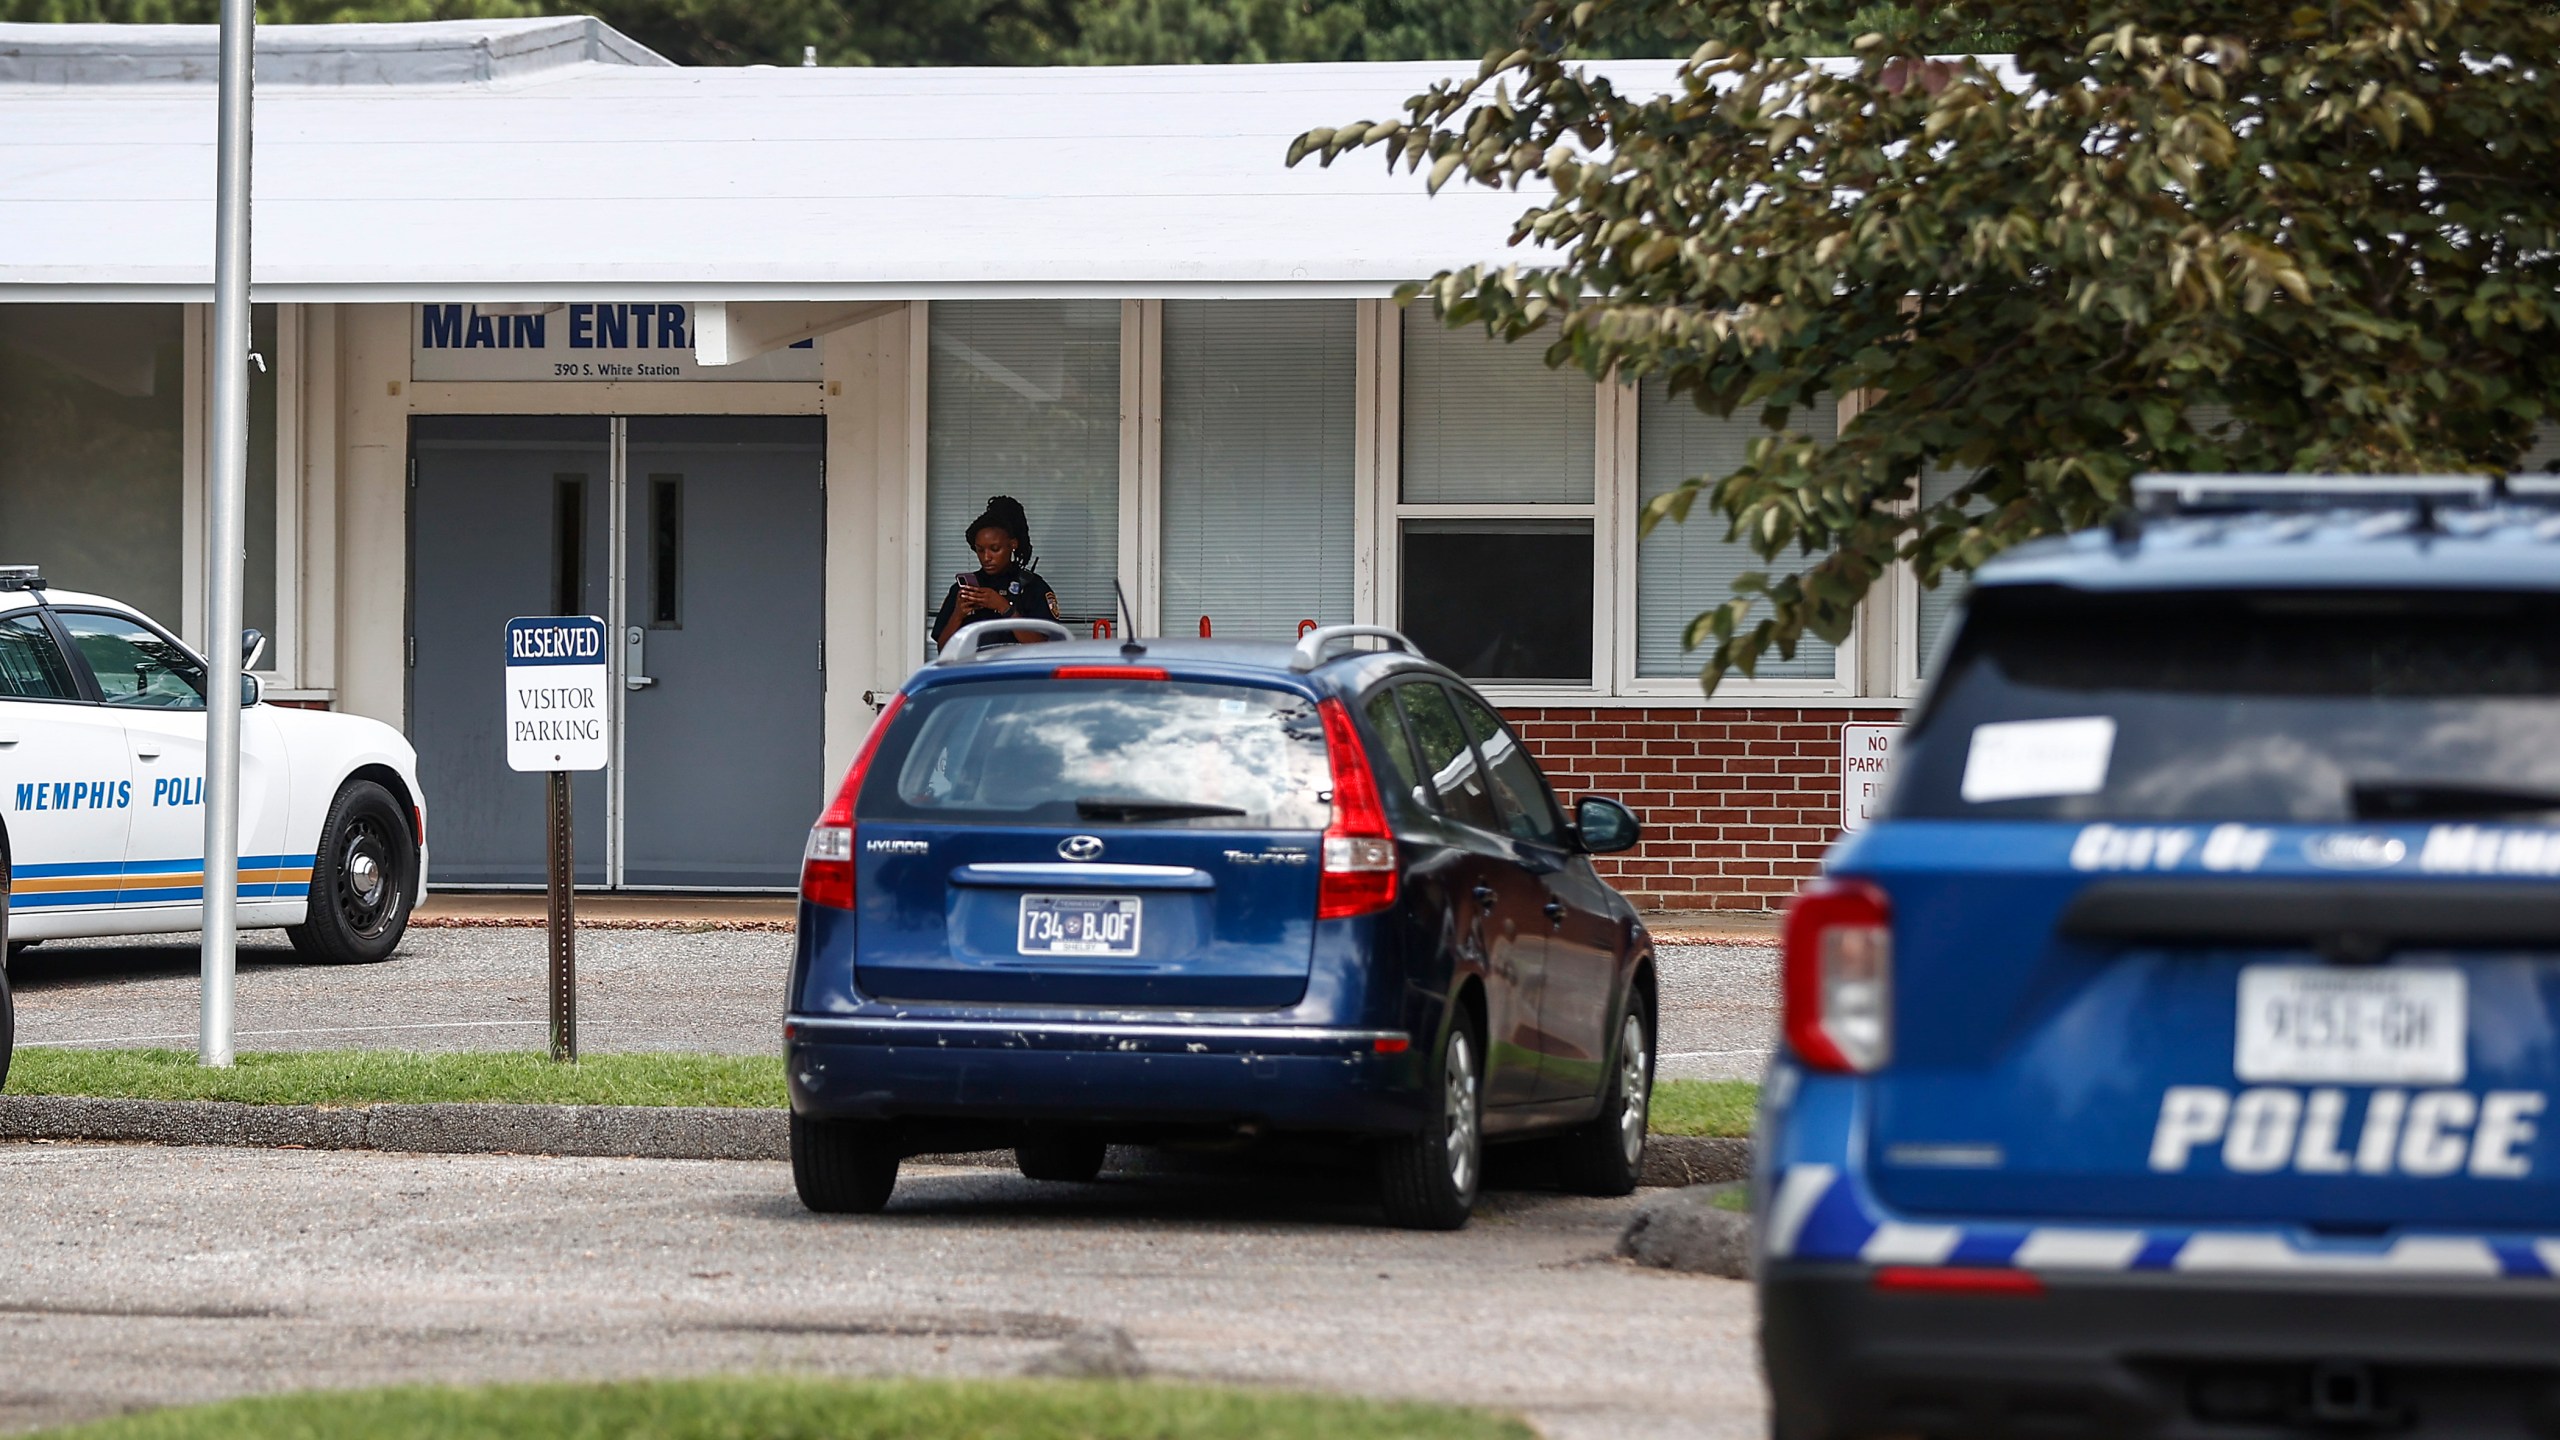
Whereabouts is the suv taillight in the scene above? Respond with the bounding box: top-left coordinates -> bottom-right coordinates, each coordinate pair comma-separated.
801,692 -> 904,912
1782,879 -> 1893,1073
1315,696 -> 1398,920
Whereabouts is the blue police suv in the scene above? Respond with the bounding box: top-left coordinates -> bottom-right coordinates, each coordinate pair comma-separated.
1761,475 -> 2560,1439
783,621 -> 1654,1228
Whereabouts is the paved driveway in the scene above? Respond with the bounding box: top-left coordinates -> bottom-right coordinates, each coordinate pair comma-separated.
0,1143 -> 1765,1439
9,930 -> 1778,1079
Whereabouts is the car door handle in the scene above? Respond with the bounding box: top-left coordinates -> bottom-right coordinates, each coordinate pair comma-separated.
133,747 -> 161,760
0,732 -> 17,746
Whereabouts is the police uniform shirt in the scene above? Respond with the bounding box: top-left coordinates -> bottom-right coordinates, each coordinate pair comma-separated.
931,566 -> 1060,647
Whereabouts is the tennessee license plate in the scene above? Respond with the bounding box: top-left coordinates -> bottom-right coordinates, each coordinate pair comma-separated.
2235,965 -> 2466,1085
1016,893 -> 1142,957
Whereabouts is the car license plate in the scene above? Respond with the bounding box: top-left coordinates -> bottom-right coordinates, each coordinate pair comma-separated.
2235,965 -> 2466,1085
1016,893 -> 1142,957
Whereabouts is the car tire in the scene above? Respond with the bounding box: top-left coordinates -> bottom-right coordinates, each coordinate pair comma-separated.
1554,1001 -> 1654,1197
1,845 -> 13,1091
791,1113 -> 900,1214
1015,1133 -> 1109,1183
1376,1013 -> 1483,1230
286,780 -> 416,966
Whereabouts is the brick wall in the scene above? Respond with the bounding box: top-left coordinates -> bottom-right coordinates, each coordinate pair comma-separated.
1506,706 -> 1906,914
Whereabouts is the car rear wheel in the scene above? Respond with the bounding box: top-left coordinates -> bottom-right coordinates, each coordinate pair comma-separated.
791,1113 -> 900,1213
1554,1002 -> 1654,1196
286,781 -> 416,966
1015,1132 -> 1109,1183
1377,1016 -> 1482,1230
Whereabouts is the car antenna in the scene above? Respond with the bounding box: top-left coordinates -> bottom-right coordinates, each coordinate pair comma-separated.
1115,579 -> 1144,659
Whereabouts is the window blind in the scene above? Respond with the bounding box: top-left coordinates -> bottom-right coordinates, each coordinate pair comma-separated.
1399,306 -> 1595,504
1160,300 -> 1357,641
927,301 -> 1122,640
1635,381 -> 1839,679
1912,463 -> 1980,680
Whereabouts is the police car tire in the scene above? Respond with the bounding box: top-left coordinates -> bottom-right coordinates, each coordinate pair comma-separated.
790,1113 -> 900,1214
286,781 -> 416,966
1014,1132 -> 1109,1183
1552,1000 -> 1654,1198
1376,1014 -> 1482,1231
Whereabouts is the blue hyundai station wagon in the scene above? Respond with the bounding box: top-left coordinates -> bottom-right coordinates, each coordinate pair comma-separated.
784,621 -> 1655,1228
1760,475 -> 2560,1439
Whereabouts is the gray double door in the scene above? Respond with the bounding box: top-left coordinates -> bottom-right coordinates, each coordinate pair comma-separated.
411,415 -> 825,889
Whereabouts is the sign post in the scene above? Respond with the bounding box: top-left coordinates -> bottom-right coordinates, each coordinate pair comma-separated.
505,616 -> 609,1063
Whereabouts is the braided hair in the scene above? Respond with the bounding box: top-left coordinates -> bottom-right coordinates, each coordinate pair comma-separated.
967,495 -> 1036,572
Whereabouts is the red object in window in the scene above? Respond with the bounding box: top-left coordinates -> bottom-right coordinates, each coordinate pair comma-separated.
1315,696 -> 1398,920
801,692 -> 905,911
1871,1266 -> 2045,1297
1199,616 -> 1213,638
1053,666 -> 1169,681
1091,618 -> 1114,639
1298,618 -> 1319,637
1782,879 -> 1894,1073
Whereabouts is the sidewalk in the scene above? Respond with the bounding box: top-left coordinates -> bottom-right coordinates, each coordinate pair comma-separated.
414,891 -> 1779,942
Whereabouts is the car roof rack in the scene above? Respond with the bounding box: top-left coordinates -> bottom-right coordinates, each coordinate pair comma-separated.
935,617 -> 1071,665
2131,474 -> 2498,516
0,564 -> 43,592
1290,624 -> 1416,672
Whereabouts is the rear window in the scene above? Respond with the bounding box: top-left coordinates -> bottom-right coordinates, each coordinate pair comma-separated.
862,677 -> 1331,829
1891,588 -> 2560,823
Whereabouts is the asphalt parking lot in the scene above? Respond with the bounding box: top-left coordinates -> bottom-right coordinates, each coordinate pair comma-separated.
9,928 -> 1778,1080
0,1142 -> 1765,1439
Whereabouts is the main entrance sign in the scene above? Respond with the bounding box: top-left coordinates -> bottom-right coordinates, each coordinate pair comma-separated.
412,304 -> 820,382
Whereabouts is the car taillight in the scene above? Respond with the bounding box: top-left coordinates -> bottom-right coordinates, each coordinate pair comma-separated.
801,692 -> 904,912
1315,696 -> 1397,920
1782,878 -> 1893,1073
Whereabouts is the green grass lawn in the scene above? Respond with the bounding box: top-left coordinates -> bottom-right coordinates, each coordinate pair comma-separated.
1649,1079 -> 1758,1138
4,1048 -> 785,1108
31,1377 -> 1534,1440
7,1048 -> 1762,1137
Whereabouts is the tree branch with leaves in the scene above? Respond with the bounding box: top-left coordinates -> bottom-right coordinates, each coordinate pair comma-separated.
1291,0 -> 2560,689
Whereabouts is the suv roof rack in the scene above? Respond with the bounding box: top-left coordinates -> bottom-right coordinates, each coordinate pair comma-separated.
935,618 -> 1071,665
2132,474 -> 2497,515
0,564 -> 43,592
1290,624 -> 1415,672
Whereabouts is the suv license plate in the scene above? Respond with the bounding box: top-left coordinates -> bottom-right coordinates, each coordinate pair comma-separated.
2235,965 -> 2466,1085
1017,894 -> 1143,957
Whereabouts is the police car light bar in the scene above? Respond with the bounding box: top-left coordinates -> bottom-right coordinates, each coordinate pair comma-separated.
2132,474 -> 2495,515
0,564 -> 43,592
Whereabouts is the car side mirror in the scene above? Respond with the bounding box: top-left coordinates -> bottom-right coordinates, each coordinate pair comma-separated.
241,627 -> 267,671
1575,796 -> 1641,854
241,672 -> 263,708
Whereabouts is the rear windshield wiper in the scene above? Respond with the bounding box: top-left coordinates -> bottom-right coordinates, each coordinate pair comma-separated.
1074,796 -> 1249,821
2349,779 -> 2560,821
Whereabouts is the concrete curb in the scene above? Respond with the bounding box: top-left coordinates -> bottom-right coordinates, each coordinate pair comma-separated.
0,1095 -> 1748,1185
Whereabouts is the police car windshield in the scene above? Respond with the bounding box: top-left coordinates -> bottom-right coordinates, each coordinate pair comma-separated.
864,678 -> 1332,830
1892,588 -> 2560,823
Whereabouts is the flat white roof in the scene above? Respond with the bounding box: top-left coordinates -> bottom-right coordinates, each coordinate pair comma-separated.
0,20 -> 1681,302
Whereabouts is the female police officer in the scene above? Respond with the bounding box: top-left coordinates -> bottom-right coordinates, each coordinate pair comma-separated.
931,495 -> 1061,649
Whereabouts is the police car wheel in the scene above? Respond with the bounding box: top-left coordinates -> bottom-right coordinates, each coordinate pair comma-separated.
1015,1132 -> 1109,1183
1553,1001 -> 1654,1197
286,781 -> 415,966
790,1112 -> 900,1214
1377,1014 -> 1482,1230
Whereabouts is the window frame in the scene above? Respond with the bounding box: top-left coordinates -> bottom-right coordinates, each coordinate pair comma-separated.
183,301 -> 317,694
0,605 -> 101,707
51,604 -> 214,712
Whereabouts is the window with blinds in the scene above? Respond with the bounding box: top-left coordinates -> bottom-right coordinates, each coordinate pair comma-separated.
1160,301 -> 1357,641
1635,381 -> 1839,680
1912,464 -> 1981,681
926,301 -> 1123,642
1399,306 -> 1595,504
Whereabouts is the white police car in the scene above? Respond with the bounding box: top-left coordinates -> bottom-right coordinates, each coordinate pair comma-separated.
0,565 -> 427,1018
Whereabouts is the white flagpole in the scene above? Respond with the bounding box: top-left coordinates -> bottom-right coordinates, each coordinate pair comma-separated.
201,0 -> 254,1068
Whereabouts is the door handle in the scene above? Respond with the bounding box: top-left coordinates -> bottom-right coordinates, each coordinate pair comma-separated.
1543,900 -> 1567,923
0,733 -> 17,746
624,625 -> 656,691
134,748 -> 162,761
